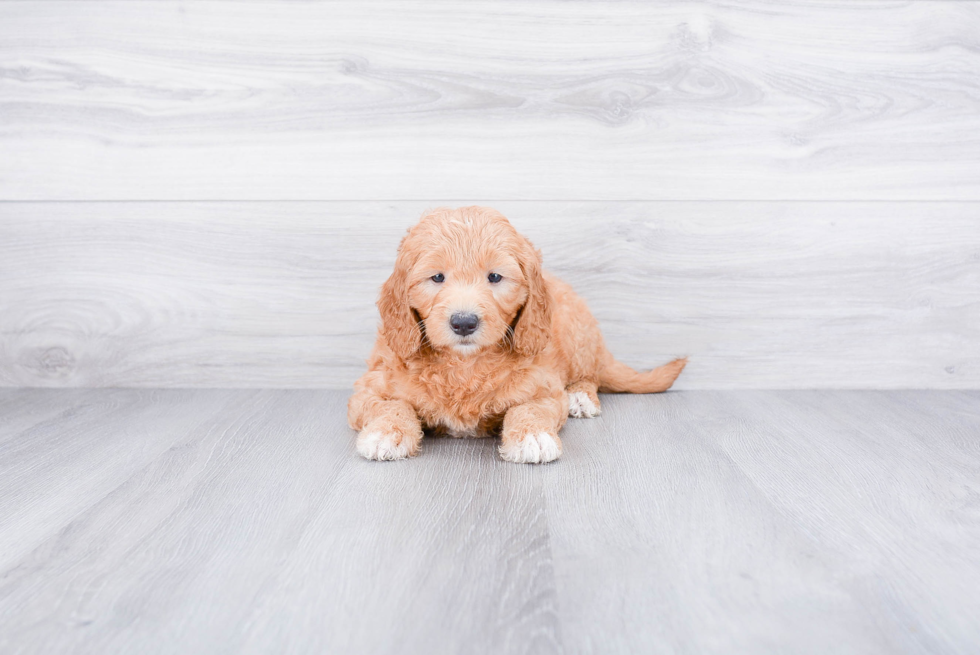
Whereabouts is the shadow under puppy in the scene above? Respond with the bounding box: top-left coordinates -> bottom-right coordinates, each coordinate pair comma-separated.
349,206 -> 686,464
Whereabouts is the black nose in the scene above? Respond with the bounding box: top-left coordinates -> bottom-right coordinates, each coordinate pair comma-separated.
449,312 -> 480,337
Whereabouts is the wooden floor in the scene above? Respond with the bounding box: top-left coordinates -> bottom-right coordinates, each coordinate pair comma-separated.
2,389 -> 978,654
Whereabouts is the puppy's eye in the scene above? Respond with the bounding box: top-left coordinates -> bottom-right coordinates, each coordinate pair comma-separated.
431,273 -> 445,283
488,272 -> 502,284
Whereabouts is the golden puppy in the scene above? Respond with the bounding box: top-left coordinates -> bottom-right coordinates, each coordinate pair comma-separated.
348,206 -> 686,464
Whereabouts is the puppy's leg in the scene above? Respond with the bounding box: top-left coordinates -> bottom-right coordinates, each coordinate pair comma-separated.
566,380 -> 601,418
348,391 -> 422,461
499,396 -> 567,464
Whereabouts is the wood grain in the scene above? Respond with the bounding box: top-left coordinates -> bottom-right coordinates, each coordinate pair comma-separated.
543,390 -> 980,654
2,388 -> 978,653
1,1 -> 979,200
0,389 -> 560,655
0,389 -> 241,569
1,201 -> 977,389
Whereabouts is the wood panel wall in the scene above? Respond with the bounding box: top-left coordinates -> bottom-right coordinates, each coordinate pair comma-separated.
1,2 -> 978,389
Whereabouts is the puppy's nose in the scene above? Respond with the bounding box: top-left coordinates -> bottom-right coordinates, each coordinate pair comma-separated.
449,312 -> 480,337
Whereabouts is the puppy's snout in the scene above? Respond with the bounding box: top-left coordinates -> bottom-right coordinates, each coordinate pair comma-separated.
449,312 -> 480,337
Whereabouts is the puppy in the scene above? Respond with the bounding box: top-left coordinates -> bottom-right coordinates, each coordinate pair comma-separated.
348,206 -> 686,464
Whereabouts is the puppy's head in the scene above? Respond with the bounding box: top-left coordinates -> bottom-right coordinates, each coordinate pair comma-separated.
378,206 -> 551,359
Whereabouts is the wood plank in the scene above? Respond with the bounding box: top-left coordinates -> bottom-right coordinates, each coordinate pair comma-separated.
709,390 -> 980,653
542,392 -> 892,653
0,389 -> 560,655
0,388 -> 99,441
0,389 -> 242,568
234,434 -> 560,655
542,390 -> 980,653
1,201 -> 977,389
1,1 -> 979,200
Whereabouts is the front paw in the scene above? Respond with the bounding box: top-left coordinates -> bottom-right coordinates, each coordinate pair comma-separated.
499,432 -> 562,464
356,429 -> 418,461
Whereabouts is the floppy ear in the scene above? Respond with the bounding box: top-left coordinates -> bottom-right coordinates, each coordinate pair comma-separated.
377,241 -> 423,360
512,238 -> 552,357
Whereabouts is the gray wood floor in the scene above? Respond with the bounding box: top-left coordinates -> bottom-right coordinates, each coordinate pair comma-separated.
2,389 -> 978,654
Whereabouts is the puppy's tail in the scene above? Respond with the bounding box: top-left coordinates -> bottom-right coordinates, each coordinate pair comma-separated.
598,351 -> 687,394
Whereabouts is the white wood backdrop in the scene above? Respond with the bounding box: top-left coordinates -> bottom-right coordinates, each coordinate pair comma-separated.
2,1 -> 980,200
1,1 -> 978,389
1,202 -> 977,389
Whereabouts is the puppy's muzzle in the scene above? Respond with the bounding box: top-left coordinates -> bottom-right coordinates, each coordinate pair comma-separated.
449,312 -> 480,337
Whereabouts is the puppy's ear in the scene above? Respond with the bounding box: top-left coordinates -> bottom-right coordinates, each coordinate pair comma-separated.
512,237 -> 552,356
378,239 -> 422,360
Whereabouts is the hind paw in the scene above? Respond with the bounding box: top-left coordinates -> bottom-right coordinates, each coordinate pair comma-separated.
568,391 -> 601,418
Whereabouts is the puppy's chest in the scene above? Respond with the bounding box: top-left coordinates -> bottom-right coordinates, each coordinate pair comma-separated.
408,363 -> 524,434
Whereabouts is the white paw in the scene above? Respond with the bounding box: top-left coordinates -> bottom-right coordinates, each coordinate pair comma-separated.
499,432 -> 562,464
356,431 -> 414,461
568,391 -> 600,418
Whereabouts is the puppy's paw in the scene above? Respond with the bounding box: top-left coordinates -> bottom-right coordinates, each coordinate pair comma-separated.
356,430 -> 418,461
568,391 -> 601,418
499,432 -> 562,464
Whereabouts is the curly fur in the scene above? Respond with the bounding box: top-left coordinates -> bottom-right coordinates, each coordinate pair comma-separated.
348,206 -> 686,463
